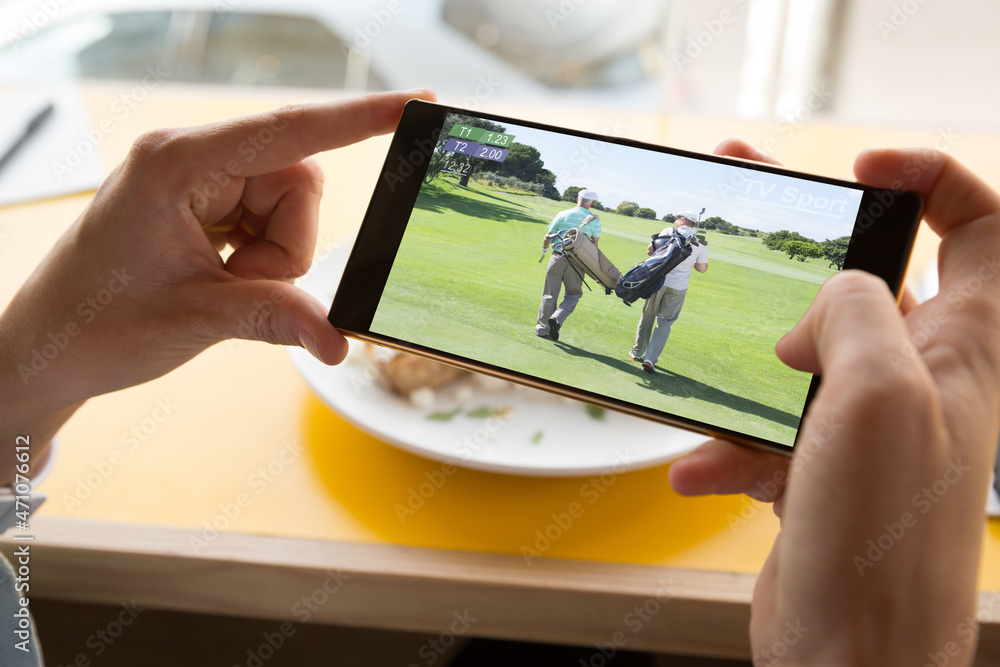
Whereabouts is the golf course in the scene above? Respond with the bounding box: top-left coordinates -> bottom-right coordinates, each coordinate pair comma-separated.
371,174 -> 839,446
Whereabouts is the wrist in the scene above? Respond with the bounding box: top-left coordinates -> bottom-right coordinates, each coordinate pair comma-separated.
0,294 -> 85,423
0,220 -> 147,417
0,279 -> 86,460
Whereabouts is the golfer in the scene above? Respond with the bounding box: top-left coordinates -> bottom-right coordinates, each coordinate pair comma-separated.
630,210 -> 708,372
535,189 -> 601,341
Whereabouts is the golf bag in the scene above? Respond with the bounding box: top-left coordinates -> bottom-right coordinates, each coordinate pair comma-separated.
615,230 -> 697,306
560,227 -> 623,294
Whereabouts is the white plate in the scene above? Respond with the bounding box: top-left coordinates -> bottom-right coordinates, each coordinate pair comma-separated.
289,241 -> 706,477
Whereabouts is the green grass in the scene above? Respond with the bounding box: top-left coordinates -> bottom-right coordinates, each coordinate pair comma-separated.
371,175 -> 837,446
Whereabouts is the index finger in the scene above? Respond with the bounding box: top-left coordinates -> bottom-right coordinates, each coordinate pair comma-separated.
175,89 -> 437,182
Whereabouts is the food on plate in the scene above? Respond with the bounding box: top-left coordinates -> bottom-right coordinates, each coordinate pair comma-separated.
363,345 -> 468,395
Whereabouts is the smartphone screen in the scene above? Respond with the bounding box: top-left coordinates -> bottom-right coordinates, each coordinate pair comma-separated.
332,101 -> 921,455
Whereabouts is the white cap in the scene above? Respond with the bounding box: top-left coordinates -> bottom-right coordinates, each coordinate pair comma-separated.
674,210 -> 699,221
578,189 -> 599,201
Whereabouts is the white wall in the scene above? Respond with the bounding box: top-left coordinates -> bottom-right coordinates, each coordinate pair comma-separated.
831,0 -> 1000,129
661,0 -> 1000,130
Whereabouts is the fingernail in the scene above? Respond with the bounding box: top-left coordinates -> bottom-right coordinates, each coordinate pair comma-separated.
298,330 -> 326,364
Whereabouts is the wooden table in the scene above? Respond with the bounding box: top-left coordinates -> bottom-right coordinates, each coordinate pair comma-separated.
2,83 -> 1000,662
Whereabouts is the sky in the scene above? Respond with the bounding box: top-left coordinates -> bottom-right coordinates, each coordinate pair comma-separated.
459,117 -> 865,242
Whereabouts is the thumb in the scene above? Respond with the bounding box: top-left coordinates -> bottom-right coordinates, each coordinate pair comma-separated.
208,280 -> 348,364
775,269 -> 905,376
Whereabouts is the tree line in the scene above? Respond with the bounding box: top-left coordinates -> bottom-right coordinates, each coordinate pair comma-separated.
556,192 -> 852,270
561,189 -> 771,240
764,230 -> 849,269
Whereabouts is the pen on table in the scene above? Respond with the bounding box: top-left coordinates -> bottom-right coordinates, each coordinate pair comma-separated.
0,101 -> 55,175
994,438 -> 999,502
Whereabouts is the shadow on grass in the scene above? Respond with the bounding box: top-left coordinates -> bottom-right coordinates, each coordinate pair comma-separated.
553,341 -> 801,429
467,186 -> 531,208
416,181 -> 549,225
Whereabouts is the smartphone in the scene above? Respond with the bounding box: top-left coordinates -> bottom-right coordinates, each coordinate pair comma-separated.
329,100 -> 922,457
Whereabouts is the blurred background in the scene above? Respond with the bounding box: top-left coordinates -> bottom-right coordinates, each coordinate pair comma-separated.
1,0 -> 996,128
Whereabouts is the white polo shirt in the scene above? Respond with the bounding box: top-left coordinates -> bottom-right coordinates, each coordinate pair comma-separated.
660,235 -> 708,291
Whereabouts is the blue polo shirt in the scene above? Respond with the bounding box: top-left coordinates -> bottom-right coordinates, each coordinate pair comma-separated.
546,206 -> 601,239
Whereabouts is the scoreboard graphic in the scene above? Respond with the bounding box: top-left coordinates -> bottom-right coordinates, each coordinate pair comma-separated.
443,124 -> 514,164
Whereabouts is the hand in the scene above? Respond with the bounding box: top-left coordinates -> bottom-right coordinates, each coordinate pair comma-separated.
670,140 -> 1000,665
0,89 -> 436,471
